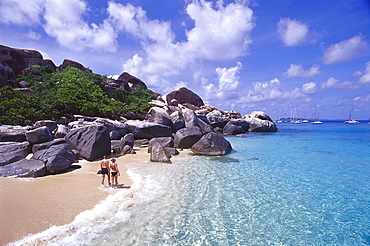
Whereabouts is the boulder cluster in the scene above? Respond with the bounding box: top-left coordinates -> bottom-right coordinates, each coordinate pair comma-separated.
0,86 -> 277,178
0,44 -> 152,102
0,45 -> 278,178
0,44 -> 88,89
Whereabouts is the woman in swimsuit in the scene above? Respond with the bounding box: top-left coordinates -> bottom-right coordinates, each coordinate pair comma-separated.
110,158 -> 120,186
100,156 -> 110,186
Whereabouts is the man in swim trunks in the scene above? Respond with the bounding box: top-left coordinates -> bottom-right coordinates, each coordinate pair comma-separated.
110,158 -> 120,186
100,156 -> 110,186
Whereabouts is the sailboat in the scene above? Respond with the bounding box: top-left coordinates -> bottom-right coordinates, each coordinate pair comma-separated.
311,105 -> 323,124
291,108 -> 302,123
344,102 -> 360,124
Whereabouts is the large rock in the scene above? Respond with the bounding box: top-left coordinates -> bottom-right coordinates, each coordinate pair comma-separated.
206,110 -> 229,128
170,110 -> 185,131
0,45 -> 27,74
182,108 -> 199,128
122,145 -> 135,155
148,137 -> 174,153
197,118 -> 214,134
223,119 -> 249,135
0,141 -> 31,166
120,133 -> 135,150
94,118 -> 128,138
32,139 -> 66,153
117,72 -> 147,90
32,143 -> 76,174
196,104 -> 217,115
0,125 -> 29,142
34,120 -> 58,132
244,111 -> 278,132
145,107 -> 173,127
245,111 -> 274,122
68,120 -> 94,129
25,126 -> 54,144
60,59 -> 85,71
0,159 -> 46,177
223,124 -> 244,135
174,126 -> 203,149
0,61 -> 16,87
247,118 -> 278,132
191,132 -> 232,156
54,124 -> 68,138
166,87 -> 204,108
125,120 -> 173,139
150,141 -> 172,163
111,140 -> 121,155
65,124 -> 111,161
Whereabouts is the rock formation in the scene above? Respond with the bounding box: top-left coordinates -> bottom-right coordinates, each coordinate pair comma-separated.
0,45 -> 279,178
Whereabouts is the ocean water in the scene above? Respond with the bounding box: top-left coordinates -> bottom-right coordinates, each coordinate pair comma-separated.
12,122 -> 370,246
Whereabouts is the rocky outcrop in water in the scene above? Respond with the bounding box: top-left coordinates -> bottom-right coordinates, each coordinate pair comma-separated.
191,132 -> 232,156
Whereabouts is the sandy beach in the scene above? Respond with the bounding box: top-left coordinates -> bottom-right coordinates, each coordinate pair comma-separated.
0,148 -> 149,245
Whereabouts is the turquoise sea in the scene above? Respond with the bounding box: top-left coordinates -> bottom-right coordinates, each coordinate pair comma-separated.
13,122 -> 370,245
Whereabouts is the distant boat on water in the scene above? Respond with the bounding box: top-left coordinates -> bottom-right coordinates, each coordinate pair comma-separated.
311,120 -> 323,124
290,108 -> 303,123
344,102 -> 360,124
311,105 -> 323,124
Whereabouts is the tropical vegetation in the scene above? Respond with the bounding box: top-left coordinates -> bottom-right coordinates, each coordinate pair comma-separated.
0,65 -> 155,125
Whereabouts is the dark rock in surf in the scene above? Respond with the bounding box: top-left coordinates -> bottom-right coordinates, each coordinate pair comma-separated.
191,132 -> 232,156
150,141 -> 172,163
148,137 -> 174,153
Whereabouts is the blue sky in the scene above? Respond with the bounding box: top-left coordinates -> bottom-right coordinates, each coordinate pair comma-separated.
1,0 -> 370,120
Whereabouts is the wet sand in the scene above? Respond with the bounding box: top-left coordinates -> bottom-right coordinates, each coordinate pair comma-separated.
0,148 -> 148,245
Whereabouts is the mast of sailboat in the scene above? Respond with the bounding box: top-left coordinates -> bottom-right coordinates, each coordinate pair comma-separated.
348,102 -> 353,120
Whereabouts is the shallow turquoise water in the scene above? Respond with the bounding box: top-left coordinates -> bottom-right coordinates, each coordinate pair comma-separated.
13,122 -> 370,245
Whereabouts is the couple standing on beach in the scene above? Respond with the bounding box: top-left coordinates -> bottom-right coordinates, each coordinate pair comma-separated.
100,156 -> 120,186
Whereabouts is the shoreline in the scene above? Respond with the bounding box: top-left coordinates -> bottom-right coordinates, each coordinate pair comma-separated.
0,148 -> 148,245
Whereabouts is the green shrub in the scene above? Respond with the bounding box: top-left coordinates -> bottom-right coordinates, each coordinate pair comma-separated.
1,67 -> 156,125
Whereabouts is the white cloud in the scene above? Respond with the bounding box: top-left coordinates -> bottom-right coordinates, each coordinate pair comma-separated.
239,78 -> 310,103
107,2 -> 174,44
216,62 -> 243,92
43,0 -> 117,52
0,0 -> 44,26
118,0 -> 255,87
322,35 -> 367,64
301,82 -> 317,94
0,0 -> 118,52
27,30 -> 41,40
277,18 -> 309,46
203,62 -> 243,100
355,94 -> 370,103
284,64 -> 322,78
184,0 -> 254,60
0,0 -> 255,83
358,61 -> 370,84
321,77 -> 358,90
122,54 -> 144,77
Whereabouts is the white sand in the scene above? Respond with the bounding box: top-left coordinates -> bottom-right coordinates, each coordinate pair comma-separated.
0,148 -> 149,245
